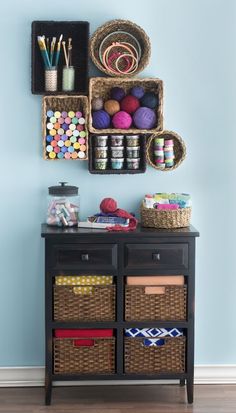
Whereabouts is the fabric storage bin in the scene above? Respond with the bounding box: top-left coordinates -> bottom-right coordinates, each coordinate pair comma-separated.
54,329 -> 115,374
125,285 -> 187,321
54,276 -> 115,321
125,335 -> 185,374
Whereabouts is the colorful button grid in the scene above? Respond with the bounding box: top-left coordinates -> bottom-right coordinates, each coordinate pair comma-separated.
45,110 -> 87,159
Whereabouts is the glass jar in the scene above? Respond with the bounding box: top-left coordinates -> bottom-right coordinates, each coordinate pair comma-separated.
47,182 -> 79,227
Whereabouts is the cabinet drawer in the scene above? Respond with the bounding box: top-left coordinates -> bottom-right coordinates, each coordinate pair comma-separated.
125,243 -> 188,271
50,244 -> 117,270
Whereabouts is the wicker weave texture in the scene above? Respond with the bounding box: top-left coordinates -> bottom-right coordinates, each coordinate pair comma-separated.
54,338 -> 115,374
90,19 -> 151,77
125,285 -> 187,321
125,337 -> 186,374
141,202 -> 191,229
54,285 -> 115,321
89,77 -> 163,134
147,131 -> 186,172
42,95 -> 89,160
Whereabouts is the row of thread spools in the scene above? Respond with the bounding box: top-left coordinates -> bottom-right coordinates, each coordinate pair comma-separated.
154,137 -> 175,169
94,134 -> 141,170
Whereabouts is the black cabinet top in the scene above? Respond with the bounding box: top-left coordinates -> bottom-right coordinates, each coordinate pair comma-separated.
41,223 -> 199,238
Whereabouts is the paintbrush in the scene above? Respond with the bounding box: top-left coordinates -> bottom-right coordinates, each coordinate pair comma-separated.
50,37 -> 56,66
37,36 -> 51,68
54,34 -> 63,67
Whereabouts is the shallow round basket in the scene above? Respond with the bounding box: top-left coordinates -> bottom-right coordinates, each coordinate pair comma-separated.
147,131 -> 186,172
90,19 -> 151,77
140,202 -> 191,229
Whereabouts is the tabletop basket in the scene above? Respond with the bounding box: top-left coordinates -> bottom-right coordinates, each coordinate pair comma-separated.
140,201 -> 191,229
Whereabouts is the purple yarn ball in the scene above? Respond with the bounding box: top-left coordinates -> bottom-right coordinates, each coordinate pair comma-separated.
92,110 -> 110,129
112,111 -> 132,129
110,87 -> 126,102
130,86 -> 145,99
133,107 -> 157,129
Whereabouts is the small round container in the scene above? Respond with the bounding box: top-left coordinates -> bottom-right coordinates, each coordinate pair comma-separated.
127,158 -> 140,170
126,146 -> 140,158
95,158 -> 108,170
95,135 -> 108,147
111,158 -> 124,170
111,146 -> 124,158
110,135 -> 124,146
126,135 -> 139,147
94,146 -> 108,159
47,182 -> 79,227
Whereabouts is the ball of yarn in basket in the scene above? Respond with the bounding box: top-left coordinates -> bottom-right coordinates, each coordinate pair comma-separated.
104,99 -> 120,116
112,111 -> 132,129
92,110 -> 110,129
110,87 -> 126,101
91,97 -> 104,111
120,95 -> 140,114
130,85 -> 145,99
133,107 -> 156,129
141,92 -> 159,109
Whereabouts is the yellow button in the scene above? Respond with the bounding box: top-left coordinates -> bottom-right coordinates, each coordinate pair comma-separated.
73,142 -> 80,150
49,151 -> 56,159
65,140 -> 71,147
68,111 -> 75,118
49,129 -> 56,136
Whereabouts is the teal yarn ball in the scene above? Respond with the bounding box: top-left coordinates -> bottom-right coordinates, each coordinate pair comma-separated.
141,92 -> 159,109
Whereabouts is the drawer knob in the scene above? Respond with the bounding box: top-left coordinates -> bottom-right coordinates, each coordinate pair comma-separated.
152,252 -> 161,261
81,253 -> 89,261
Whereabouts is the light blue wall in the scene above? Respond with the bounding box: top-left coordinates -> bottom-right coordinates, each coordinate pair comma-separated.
0,0 -> 235,366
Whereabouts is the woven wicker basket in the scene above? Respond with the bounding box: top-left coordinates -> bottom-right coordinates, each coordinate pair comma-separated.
90,19 -> 151,77
147,131 -> 186,172
54,337 -> 115,374
89,77 -> 163,134
125,285 -> 187,321
141,202 -> 191,229
125,336 -> 186,374
42,95 -> 88,160
54,285 -> 115,321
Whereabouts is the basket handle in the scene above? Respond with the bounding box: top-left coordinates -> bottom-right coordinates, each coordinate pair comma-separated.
73,339 -> 95,347
144,286 -> 165,295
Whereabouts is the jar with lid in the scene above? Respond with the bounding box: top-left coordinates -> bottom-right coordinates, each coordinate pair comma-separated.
47,182 -> 79,227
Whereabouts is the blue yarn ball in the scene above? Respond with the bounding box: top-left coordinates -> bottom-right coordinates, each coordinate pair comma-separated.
130,86 -> 145,99
110,87 -> 126,102
133,107 -> 157,129
141,92 -> 159,109
92,110 -> 110,129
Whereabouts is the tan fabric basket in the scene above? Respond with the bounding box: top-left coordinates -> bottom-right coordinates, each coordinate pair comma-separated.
90,19 -> 151,77
89,77 -> 163,134
140,202 -> 191,229
147,131 -> 186,172
54,285 -> 115,321
125,336 -> 186,374
54,337 -> 115,374
125,285 -> 187,321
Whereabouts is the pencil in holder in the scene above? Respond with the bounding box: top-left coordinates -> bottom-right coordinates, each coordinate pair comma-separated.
62,66 -> 75,92
45,66 -> 58,92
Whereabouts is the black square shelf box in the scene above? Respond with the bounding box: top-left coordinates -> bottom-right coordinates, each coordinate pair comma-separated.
31,21 -> 89,95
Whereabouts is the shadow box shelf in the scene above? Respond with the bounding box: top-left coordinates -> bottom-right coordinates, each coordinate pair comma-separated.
31,21 -> 89,95
88,134 -> 147,174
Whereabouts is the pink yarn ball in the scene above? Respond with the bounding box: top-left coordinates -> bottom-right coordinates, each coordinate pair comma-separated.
112,111 -> 132,129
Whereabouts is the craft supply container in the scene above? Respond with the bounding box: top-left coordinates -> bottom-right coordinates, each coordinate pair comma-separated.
62,66 -> 75,92
95,135 -> 108,147
111,158 -> 124,170
47,182 -> 79,227
110,135 -> 124,146
95,158 -> 108,170
45,67 -> 58,92
126,135 -> 139,147
126,146 -> 140,158
94,146 -> 108,159
127,158 -> 140,169
111,146 -> 124,158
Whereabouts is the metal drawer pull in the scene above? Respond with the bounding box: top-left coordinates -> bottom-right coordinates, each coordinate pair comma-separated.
152,252 -> 161,261
81,253 -> 89,261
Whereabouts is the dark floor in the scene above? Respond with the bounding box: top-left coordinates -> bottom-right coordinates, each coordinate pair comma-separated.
0,384 -> 235,413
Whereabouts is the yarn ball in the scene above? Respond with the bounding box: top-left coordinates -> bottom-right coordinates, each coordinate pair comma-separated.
112,111 -> 132,129
130,86 -> 145,99
133,107 -> 157,129
120,95 -> 140,114
91,97 -> 104,111
92,110 -> 110,129
110,87 -> 126,102
140,92 -> 159,109
104,99 -> 120,116
100,198 -> 117,213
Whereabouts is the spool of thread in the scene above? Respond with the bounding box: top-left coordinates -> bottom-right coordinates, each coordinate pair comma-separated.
154,137 -> 164,146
